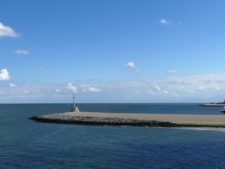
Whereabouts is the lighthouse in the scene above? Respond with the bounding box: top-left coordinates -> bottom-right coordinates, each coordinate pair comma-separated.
71,94 -> 79,112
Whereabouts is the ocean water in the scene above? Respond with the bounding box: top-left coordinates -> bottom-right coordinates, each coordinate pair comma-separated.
1,103 -> 225,169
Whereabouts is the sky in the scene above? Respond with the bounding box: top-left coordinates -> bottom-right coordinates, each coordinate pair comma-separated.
1,0 -> 225,103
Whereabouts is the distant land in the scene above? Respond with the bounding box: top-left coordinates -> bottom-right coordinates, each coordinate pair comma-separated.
199,101 -> 225,107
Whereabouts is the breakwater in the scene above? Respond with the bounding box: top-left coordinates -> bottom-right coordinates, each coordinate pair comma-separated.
31,114 -> 176,127
30,112 -> 225,128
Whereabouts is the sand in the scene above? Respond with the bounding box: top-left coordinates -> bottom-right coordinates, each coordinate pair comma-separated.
64,112 -> 225,125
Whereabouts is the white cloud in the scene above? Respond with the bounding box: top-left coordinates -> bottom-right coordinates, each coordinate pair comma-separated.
124,61 -> 136,69
8,83 -> 16,88
82,86 -> 101,93
148,85 -> 170,97
168,69 -> 177,73
162,90 -> 169,96
153,85 -> 161,92
23,90 -> 30,94
55,89 -> 61,93
37,66 -> 44,71
0,69 -> 10,81
14,50 -> 30,55
88,87 -> 101,92
160,19 -> 173,25
160,19 -> 182,26
67,82 -> 77,93
0,22 -> 19,38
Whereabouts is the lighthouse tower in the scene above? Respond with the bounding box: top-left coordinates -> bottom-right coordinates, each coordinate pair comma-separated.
71,95 -> 79,112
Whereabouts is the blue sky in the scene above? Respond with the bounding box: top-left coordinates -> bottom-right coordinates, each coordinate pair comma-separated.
1,0 -> 225,103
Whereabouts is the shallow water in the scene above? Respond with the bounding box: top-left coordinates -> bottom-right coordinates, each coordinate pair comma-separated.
1,103 -> 225,169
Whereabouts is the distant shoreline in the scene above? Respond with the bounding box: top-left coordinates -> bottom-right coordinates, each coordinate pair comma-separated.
198,103 -> 225,107
31,112 -> 225,128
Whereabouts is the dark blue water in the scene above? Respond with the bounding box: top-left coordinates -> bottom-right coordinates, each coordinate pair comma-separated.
1,103 -> 225,169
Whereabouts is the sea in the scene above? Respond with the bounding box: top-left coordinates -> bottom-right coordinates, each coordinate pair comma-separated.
1,103 -> 225,169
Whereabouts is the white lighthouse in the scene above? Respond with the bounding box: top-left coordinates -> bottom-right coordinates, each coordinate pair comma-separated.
71,94 -> 79,112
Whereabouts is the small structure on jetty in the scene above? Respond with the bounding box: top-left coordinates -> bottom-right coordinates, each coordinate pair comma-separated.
70,95 -> 79,112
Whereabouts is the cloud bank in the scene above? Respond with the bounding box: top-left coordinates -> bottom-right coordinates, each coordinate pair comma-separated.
1,73 -> 225,103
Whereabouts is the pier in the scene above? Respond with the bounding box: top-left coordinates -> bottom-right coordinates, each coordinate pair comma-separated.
31,112 -> 225,128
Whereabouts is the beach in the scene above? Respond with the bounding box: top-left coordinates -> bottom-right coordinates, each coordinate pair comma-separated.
31,111 -> 225,127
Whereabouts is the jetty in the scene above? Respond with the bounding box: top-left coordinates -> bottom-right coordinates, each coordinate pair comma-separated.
31,112 -> 225,128
199,103 -> 225,107
199,100 -> 225,107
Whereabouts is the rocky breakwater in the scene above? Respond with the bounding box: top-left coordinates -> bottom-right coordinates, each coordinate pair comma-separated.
30,112 -> 176,127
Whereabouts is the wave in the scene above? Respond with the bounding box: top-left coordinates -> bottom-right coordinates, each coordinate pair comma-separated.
178,127 -> 225,132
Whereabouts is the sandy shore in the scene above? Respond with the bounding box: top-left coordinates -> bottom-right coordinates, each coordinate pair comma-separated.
31,112 -> 225,127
